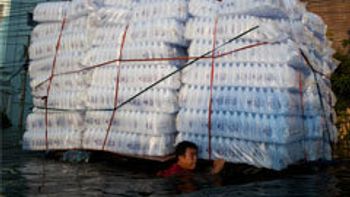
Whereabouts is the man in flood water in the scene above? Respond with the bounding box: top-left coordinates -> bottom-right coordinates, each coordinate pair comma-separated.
157,141 -> 225,177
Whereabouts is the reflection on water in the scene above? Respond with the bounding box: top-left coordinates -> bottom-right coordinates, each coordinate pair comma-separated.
2,130 -> 350,196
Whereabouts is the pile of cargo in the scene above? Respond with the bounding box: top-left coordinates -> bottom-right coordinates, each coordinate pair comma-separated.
82,0 -> 188,155
23,0 -> 339,170
24,0 -> 99,150
176,0 -> 338,169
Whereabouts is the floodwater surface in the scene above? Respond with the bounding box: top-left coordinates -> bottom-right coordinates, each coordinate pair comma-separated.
1,129 -> 350,196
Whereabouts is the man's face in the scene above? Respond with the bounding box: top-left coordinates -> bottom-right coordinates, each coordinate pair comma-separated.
178,148 -> 197,170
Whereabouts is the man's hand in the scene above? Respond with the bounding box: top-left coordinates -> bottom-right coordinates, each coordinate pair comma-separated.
210,159 -> 225,175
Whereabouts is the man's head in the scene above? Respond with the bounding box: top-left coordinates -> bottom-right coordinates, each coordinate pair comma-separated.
175,141 -> 198,170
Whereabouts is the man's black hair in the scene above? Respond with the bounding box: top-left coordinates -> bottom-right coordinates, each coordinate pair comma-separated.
175,141 -> 198,160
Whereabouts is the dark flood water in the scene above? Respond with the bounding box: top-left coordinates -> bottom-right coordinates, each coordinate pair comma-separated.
1,129 -> 350,197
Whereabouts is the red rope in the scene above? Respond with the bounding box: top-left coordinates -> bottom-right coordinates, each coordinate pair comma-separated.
102,25 -> 129,150
45,17 -> 66,151
207,17 -> 218,160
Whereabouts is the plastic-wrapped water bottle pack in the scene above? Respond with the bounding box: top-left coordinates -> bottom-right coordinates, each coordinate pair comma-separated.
82,110 -> 177,155
26,110 -> 84,131
23,128 -> 82,151
33,90 -> 86,110
29,52 -> 84,81
303,115 -> 337,140
88,64 -> 181,89
176,132 -> 306,170
188,39 -> 304,67
33,0 -> 103,22
92,19 -> 187,47
189,0 -> 307,19
90,7 -> 131,27
102,0 -> 136,8
302,12 -> 327,42
185,15 -> 301,42
29,5 -> 95,91
29,48 -> 89,99
29,32 -> 90,60
181,62 -> 302,89
129,19 -> 187,46
30,68 -> 87,95
176,109 -> 304,144
31,17 -> 91,42
131,0 -> 189,22
33,1 -> 70,22
67,0 -> 103,20
91,25 -> 127,46
83,129 -> 176,156
304,138 -> 332,161
23,110 -> 84,150
304,48 -> 339,77
303,85 -> 336,116
83,43 -> 186,67
86,87 -> 178,113
179,85 -> 303,115
179,83 -> 335,117
33,74 -> 91,112
85,111 -> 176,135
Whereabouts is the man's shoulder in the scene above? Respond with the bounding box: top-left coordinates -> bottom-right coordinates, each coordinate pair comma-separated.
157,164 -> 188,177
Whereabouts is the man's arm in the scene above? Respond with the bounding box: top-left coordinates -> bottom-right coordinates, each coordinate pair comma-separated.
210,159 -> 225,175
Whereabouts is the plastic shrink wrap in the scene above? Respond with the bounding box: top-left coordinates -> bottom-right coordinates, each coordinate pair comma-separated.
24,0 -> 99,150
176,0 -> 338,170
82,0 -> 187,156
24,0 -> 188,157
24,0 -> 338,170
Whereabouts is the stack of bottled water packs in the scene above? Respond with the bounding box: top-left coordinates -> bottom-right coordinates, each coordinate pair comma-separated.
24,0 -> 188,156
24,0 -> 338,170
82,0 -> 188,156
176,0 -> 338,170
23,0 -> 101,150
